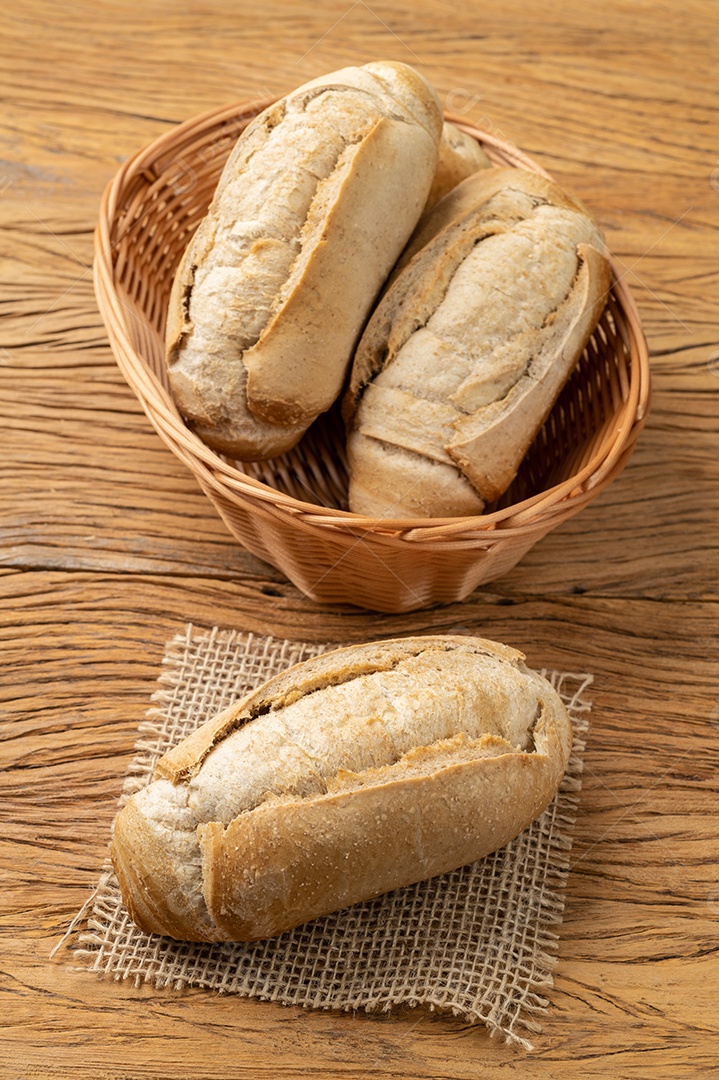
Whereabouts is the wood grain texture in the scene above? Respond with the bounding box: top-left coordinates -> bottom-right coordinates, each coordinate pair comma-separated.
2,0 -> 718,1076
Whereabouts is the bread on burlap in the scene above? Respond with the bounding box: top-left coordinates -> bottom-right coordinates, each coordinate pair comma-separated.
112,635 -> 571,942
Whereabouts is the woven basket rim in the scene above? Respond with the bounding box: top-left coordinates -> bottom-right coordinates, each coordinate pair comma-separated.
94,98 -> 650,546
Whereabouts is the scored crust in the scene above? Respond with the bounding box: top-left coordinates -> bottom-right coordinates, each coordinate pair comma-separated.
344,167 -> 611,518
165,62 -> 442,460
423,121 -> 491,212
111,635 -> 573,942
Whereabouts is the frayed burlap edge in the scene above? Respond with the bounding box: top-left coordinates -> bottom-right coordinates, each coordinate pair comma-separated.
57,625 -> 591,1052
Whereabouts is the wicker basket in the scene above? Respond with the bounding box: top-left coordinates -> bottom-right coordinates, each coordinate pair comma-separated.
94,98 -> 650,613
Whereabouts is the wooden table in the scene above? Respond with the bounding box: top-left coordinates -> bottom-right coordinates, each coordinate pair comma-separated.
3,1 -> 718,1076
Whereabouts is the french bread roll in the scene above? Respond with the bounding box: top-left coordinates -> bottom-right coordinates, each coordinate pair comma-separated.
111,635 -> 572,942
344,167 -> 611,518
424,121 -> 491,211
166,62 -> 443,460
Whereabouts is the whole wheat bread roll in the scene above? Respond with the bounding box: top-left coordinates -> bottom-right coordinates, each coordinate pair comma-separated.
111,635 -> 572,942
345,167 -> 611,518
424,121 -> 491,211
166,62 -> 443,460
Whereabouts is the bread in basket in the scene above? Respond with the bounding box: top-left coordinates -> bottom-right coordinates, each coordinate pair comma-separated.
94,97 -> 650,613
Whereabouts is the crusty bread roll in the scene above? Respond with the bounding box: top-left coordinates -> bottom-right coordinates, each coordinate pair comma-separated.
166,62 -> 443,460
111,635 -> 572,942
424,121 -> 491,211
344,167 -> 611,518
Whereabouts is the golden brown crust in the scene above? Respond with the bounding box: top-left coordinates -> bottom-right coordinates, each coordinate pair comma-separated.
446,239 -> 611,500
344,167 -> 611,517
423,121 -> 491,212
200,739 -> 563,941
111,635 -> 573,942
154,636 -> 482,784
243,116 -> 439,426
111,800 -> 220,940
165,62 -> 442,459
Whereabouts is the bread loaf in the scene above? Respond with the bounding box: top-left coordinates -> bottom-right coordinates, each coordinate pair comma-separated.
424,121 -> 491,211
345,167 -> 611,518
166,62 -> 443,460
111,635 -> 572,942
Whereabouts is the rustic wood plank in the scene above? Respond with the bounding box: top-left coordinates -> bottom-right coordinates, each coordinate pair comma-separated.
1,326 -> 717,595
2,573 -> 718,1077
3,0 -> 719,1075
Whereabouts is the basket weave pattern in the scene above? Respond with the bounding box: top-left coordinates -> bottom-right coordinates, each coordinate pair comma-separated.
94,100 -> 650,612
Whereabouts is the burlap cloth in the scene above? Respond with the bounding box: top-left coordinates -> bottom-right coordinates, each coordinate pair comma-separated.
64,625 -> 592,1051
